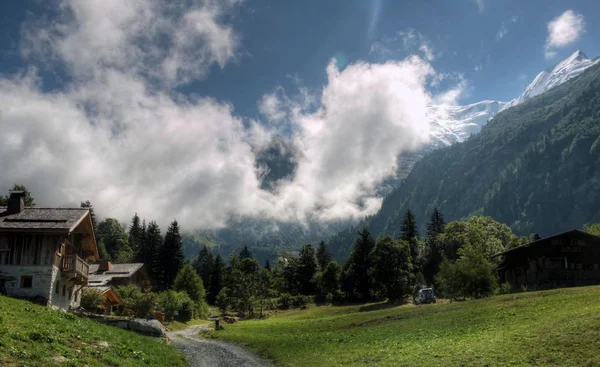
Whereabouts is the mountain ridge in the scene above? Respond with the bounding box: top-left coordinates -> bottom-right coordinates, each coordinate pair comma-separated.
327,58 -> 600,260
428,50 -> 599,149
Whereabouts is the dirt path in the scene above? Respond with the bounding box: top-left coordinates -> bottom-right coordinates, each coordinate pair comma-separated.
167,325 -> 270,367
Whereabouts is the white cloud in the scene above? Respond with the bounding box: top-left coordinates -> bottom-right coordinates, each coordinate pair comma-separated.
545,10 -> 585,58
370,29 -> 435,62
431,74 -> 467,105
0,1 -> 462,229
496,16 -> 518,41
22,0 -> 241,86
474,0 -> 485,13
271,57 -> 434,221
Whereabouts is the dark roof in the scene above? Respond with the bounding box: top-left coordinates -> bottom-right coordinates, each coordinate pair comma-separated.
0,207 -> 89,232
493,229 -> 600,257
87,263 -> 145,287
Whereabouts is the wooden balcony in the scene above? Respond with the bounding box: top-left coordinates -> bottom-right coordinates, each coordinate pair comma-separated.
61,254 -> 89,281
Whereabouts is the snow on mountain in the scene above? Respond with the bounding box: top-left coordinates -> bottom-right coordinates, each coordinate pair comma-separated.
502,50 -> 600,111
428,50 -> 599,148
427,100 -> 506,149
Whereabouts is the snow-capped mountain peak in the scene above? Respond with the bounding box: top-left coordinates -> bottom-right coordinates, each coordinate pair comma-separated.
428,51 -> 599,149
502,50 -> 600,110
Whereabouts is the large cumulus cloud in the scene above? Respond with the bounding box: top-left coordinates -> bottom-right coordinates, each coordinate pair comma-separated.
0,0 -> 454,229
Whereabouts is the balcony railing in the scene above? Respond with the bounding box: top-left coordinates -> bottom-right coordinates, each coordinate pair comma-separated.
61,254 -> 89,279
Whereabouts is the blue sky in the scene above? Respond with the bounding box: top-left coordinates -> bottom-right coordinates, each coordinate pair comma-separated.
0,0 -> 597,229
2,0 -> 599,117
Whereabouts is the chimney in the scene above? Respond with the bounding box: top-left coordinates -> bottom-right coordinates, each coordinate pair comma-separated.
98,259 -> 112,272
6,191 -> 25,215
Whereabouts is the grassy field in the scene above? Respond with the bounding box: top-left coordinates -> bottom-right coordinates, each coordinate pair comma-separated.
207,286 -> 600,366
0,295 -> 186,367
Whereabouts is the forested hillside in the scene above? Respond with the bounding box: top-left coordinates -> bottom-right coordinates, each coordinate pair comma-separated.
329,62 -> 600,260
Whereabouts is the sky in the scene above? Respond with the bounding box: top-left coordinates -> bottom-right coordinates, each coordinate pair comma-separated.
0,0 -> 597,230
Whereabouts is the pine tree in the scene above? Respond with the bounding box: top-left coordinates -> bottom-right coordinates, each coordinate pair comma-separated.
426,207 -> 445,239
297,244 -> 318,295
209,254 -> 224,305
143,221 -> 162,289
346,227 -> 376,301
316,241 -> 333,271
160,220 -> 185,290
424,207 -> 446,285
135,219 -> 147,263
193,245 -> 214,293
400,209 -> 420,273
128,213 -> 143,255
400,209 -> 418,243
264,259 -> 271,272
239,245 -> 253,260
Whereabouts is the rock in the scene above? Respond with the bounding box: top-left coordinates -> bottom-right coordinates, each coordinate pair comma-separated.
129,319 -> 167,336
51,356 -> 68,363
116,321 -> 129,329
97,341 -> 110,348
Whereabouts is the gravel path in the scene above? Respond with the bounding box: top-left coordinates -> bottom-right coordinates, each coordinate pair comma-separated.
167,325 -> 270,367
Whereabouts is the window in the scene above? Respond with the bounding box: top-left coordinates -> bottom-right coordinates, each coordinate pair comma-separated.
55,281 -> 60,294
20,276 -> 33,288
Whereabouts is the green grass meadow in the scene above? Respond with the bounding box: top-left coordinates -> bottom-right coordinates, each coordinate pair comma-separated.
207,286 -> 600,367
0,295 -> 186,367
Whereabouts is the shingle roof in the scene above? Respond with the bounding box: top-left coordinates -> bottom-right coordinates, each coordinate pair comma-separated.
87,263 -> 145,287
0,207 -> 89,232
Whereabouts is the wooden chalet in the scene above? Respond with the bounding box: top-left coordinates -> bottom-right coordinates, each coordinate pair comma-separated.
495,229 -> 600,290
0,191 -> 99,310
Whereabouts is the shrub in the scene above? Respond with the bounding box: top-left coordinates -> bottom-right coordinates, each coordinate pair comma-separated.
499,282 -> 513,294
277,293 -> 293,310
291,295 -> 311,309
157,290 -> 184,321
435,245 -> 498,300
81,289 -> 106,312
115,284 -> 156,318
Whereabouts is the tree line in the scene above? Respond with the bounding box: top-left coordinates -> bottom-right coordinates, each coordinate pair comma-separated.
7,184 -> 600,317
192,207 -> 538,316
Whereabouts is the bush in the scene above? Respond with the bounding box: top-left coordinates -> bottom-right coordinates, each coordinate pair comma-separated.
499,282 -> 513,294
115,284 -> 157,318
325,290 -> 346,305
81,289 -> 106,312
291,295 -> 310,309
276,293 -> 311,310
435,245 -> 498,300
277,293 -> 293,310
157,290 -> 184,321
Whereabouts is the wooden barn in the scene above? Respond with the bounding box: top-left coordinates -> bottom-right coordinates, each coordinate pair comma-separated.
495,229 -> 600,290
